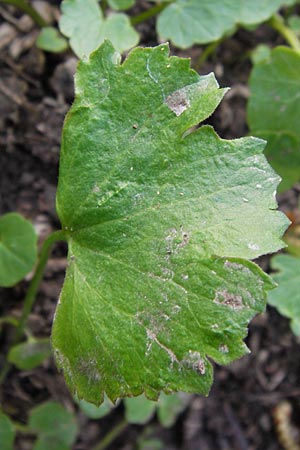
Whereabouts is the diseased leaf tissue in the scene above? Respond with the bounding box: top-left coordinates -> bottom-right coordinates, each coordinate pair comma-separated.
53,42 -> 288,404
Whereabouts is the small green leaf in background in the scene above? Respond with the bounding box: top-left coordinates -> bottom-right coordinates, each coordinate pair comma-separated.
250,44 -> 271,65
0,412 -> 15,450
0,213 -> 37,287
157,392 -> 191,427
238,0 -> 297,25
53,41 -> 288,404
124,395 -> 157,424
29,402 -> 78,450
76,395 -> 115,419
157,0 -> 239,48
248,46 -> 300,192
107,0 -> 135,10
125,392 -> 191,426
287,15 -> 300,35
137,438 -> 164,450
36,27 -> 69,53
156,0 -> 298,48
8,338 -> 52,370
59,0 -> 139,58
268,254 -> 300,336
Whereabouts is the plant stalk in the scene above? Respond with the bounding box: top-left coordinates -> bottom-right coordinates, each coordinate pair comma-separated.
0,230 -> 66,384
269,13 -> 300,53
131,2 -> 169,26
0,0 -> 47,27
195,39 -> 221,70
92,418 -> 128,450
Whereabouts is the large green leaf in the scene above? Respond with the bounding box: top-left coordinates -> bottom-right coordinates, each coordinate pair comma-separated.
156,0 -> 297,48
53,41 -> 288,404
0,213 -> 37,287
248,46 -> 300,192
59,0 -> 139,58
268,254 -> 300,336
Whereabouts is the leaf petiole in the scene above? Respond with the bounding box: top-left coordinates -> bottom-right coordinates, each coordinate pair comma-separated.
268,13 -> 300,53
0,230 -> 67,384
130,1 -> 170,26
91,418 -> 128,450
0,0 -> 48,27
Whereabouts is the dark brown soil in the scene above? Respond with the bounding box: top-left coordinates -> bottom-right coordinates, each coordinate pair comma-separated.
1,2 -> 300,450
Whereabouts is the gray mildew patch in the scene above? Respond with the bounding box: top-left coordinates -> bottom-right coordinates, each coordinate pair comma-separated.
182,350 -> 206,375
166,89 -> 190,116
214,289 -> 244,310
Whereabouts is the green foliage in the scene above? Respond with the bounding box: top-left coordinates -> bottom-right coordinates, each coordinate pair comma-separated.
157,392 -> 190,427
156,0 -> 297,48
76,395 -> 115,418
107,0 -> 135,10
8,338 -> 51,370
36,27 -> 68,53
268,254 -> 300,336
59,0 -> 139,58
28,402 -> 78,450
0,412 -> 15,450
248,46 -> 300,192
52,41 -> 287,404
137,437 -> 164,450
124,395 -> 156,424
288,15 -> 300,35
124,392 -> 191,426
0,213 -> 37,287
250,44 -> 271,65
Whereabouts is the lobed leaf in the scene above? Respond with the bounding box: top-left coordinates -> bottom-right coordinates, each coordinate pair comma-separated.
0,213 -> 37,287
157,0 -> 298,48
248,46 -> 300,192
53,41 -> 288,404
59,0 -> 139,58
268,254 -> 300,336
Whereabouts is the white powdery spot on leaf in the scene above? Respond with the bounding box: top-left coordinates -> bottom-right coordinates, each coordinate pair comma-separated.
248,242 -> 260,251
182,350 -> 206,375
219,344 -> 229,353
214,289 -> 244,310
166,89 -> 190,116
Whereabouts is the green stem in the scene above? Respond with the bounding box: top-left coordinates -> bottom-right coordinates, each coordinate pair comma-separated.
195,39 -> 221,71
92,418 -> 128,450
0,230 -> 66,384
131,2 -> 169,26
12,421 -> 34,434
268,13 -> 300,53
0,316 -> 19,328
0,0 -> 47,27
